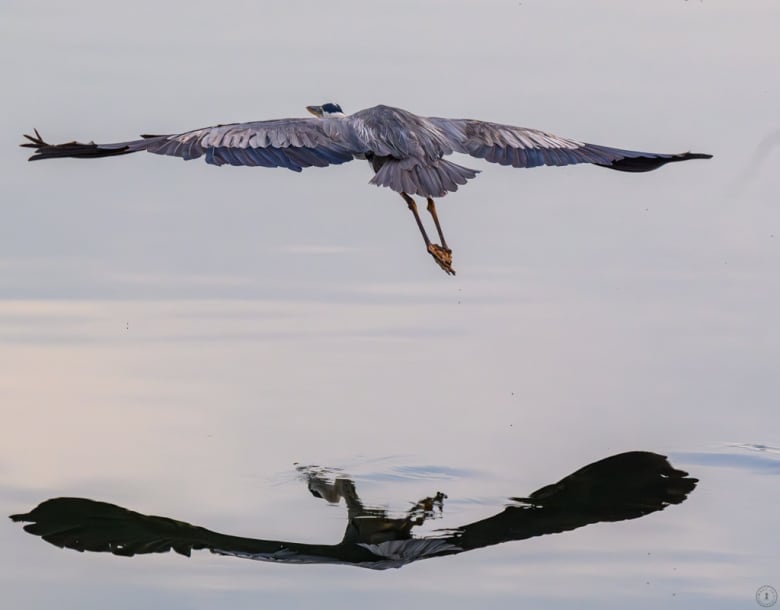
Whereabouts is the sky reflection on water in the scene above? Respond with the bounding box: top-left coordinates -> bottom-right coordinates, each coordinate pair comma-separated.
1,297 -> 777,608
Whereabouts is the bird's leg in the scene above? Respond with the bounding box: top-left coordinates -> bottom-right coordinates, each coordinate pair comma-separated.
400,193 -> 455,276
426,197 -> 450,250
401,192 -> 431,247
425,197 -> 455,275
406,491 -> 447,526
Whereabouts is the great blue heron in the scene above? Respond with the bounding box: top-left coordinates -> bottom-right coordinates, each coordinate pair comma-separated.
22,103 -> 712,275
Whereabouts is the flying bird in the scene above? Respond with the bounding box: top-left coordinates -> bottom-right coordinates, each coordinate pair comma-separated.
21,103 -> 712,275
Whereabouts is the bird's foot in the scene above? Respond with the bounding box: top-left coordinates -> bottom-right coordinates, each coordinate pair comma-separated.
427,243 -> 455,276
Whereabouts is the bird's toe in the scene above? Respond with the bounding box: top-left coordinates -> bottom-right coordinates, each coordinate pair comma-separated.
427,244 -> 455,276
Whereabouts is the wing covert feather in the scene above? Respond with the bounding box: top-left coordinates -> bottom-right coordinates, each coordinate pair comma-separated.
147,117 -> 367,170
428,117 -> 711,172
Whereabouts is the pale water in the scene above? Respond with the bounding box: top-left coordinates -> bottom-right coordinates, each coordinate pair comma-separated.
1,1 -> 779,608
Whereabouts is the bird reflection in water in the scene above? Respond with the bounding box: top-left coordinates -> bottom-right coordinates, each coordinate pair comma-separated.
11,451 -> 696,570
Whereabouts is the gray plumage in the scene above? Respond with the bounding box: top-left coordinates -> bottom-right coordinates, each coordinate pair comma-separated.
21,104 -> 711,198
21,103 -> 712,274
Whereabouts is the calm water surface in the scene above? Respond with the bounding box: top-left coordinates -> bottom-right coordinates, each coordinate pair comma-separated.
2,295 -> 778,608
1,1 -> 779,608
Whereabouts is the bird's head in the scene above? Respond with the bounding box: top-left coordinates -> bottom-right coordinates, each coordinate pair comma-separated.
306,103 -> 344,118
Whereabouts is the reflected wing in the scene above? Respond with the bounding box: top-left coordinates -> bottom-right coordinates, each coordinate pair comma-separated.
450,452 -> 697,551
512,451 -> 696,514
21,118 -> 368,172
8,497 -> 381,567
429,117 -> 712,172
10,497 -> 239,557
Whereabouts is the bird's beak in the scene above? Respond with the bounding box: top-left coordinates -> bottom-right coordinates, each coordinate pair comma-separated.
306,105 -> 323,118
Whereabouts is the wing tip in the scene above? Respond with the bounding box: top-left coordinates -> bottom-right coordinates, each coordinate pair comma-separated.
21,128 -> 47,160
602,150 -> 713,173
19,132 -> 132,161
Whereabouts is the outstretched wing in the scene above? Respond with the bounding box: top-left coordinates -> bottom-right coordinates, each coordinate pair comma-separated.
451,451 -> 697,552
429,117 -> 712,172
8,497 -> 332,561
9,497 -> 234,557
9,497 -> 409,568
21,118 -> 369,172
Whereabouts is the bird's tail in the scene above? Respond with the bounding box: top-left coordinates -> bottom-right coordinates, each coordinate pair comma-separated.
20,129 -> 166,161
370,157 -> 479,198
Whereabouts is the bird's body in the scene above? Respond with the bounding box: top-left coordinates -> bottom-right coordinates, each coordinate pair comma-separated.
22,103 -> 712,274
